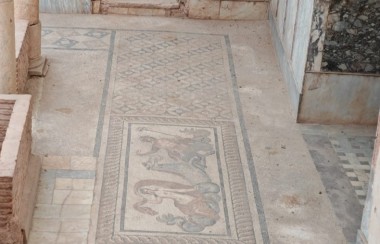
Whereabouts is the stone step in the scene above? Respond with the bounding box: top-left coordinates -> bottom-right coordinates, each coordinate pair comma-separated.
103,0 -> 180,9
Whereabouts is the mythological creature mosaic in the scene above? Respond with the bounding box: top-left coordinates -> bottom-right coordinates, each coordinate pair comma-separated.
133,127 -> 221,233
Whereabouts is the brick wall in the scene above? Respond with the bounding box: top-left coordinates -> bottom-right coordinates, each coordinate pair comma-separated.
0,95 -> 33,244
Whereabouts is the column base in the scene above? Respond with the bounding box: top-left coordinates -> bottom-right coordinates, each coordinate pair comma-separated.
28,56 -> 48,77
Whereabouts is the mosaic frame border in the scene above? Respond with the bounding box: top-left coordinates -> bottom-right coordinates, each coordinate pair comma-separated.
96,116 -> 255,244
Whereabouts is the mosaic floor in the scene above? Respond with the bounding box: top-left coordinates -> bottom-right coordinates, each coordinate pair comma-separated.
97,30 -> 263,243
302,124 -> 375,243
331,135 -> 373,204
29,14 -> 349,244
31,27 -> 265,243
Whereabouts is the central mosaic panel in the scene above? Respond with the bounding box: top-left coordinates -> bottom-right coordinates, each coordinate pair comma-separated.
119,123 -> 230,235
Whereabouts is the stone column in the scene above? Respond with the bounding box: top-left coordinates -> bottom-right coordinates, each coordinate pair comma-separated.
0,0 -> 17,93
14,0 -> 48,76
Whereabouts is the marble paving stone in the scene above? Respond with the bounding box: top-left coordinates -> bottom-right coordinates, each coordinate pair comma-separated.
52,189 -> 71,204
28,232 -> 58,243
31,219 -> 61,232
64,190 -> 93,204
72,179 -> 96,190
60,219 -> 90,232
29,156 -> 96,244
61,205 -> 92,219
34,204 -> 62,219
71,156 -> 97,170
55,178 -> 73,190
56,232 -> 88,244
36,190 -> 53,204
42,156 -> 71,169
52,189 -> 93,205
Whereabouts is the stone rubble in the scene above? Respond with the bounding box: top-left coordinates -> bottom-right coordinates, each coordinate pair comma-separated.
322,0 -> 380,74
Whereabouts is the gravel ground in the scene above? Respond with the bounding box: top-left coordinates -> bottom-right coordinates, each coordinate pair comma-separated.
322,0 -> 380,74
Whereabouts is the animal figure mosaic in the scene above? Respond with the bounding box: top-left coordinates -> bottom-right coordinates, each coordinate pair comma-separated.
133,127 -> 221,233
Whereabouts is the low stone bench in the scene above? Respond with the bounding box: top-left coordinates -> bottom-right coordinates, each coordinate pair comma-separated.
0,95 -> 39,244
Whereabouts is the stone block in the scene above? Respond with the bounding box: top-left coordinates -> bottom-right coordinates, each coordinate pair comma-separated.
188,0 -> 220,19
219,1 -> 268,20
92,0 -> 101,13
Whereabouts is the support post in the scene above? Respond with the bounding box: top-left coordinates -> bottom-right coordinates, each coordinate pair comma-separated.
14,0 -> 48,76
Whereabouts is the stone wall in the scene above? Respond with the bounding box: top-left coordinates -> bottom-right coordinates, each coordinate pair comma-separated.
188,0 -> 268,20
322,0 -> 380,74
0,95 -> 34,244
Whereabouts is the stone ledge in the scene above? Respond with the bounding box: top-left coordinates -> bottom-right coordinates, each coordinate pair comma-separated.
298,72 -> 380,125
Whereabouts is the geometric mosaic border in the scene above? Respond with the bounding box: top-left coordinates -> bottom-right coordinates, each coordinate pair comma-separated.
330,136 -> 374,205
